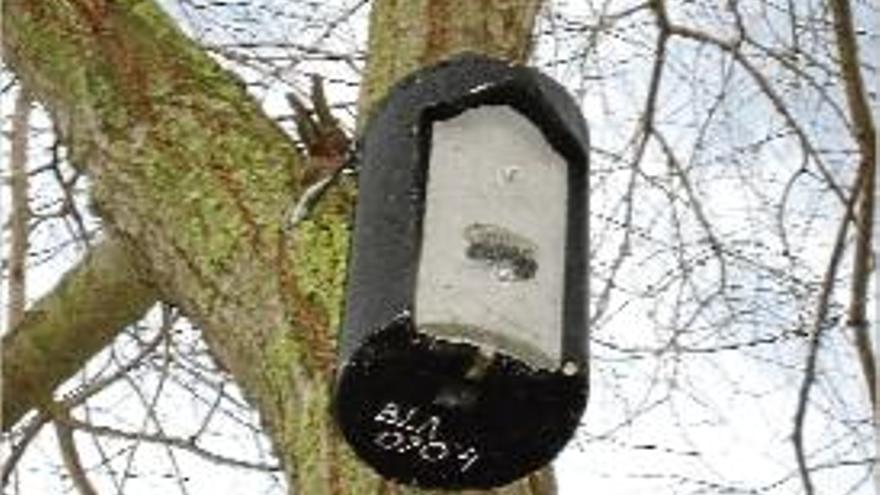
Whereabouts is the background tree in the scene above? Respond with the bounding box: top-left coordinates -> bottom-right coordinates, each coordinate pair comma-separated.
2,1 -> 876,495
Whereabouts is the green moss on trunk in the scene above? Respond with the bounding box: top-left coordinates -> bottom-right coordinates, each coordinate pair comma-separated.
3,0 -> 551,493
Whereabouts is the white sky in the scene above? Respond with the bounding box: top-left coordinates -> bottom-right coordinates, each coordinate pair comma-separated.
2,1 -> 878,494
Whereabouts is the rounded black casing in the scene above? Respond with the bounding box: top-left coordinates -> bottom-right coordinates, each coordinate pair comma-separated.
334,53 -> 589,489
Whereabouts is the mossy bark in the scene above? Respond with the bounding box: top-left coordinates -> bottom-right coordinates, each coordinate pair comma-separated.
3,0 -> 550,493
1,239 -> 157,429
359,0 -> 542,124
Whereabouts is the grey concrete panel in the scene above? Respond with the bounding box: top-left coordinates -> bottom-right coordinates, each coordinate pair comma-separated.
415,106 -> 567,369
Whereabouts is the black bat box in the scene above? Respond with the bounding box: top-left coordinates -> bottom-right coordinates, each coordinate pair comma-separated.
334,53 -> 590,490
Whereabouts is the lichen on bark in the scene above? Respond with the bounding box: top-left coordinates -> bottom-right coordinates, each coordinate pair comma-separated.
3,0 -> 553,493
358,0 -> 541,123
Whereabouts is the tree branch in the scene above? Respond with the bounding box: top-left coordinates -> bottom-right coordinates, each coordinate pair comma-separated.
3,2 -> 351,491
59,415 -> 281,472
830,0 -> 877,411
792,169 -> 866,495
2,326 -> 163,488
2,238 -> 158,430
6,88 -> 32,330
661,17 -> 849,209
53,408 -> 99,495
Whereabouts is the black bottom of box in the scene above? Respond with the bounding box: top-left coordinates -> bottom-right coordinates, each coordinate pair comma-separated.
333,319 -> 587,489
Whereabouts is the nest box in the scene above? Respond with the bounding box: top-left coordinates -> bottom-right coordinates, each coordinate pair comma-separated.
333,53 -> 590,489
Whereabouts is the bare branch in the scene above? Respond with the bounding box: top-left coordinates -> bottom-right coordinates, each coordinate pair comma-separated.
831,0 -> 877,410
2,310 -> 165,489
6,88 -> 31,330
2,239 -> 158,430
660,16 -> 849,209
0,413 -> 46,488
793,170 -> 866,495
53,408 -> 99,495
592,1 -> 670,327
59,415 -> 281,472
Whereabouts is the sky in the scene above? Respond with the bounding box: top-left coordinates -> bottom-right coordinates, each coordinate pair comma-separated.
2,1 -> 878,494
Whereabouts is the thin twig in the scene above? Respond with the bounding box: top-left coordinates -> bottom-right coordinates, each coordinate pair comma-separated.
662,19 -> 849,210
60,416 -> 281,472
792,170 -> 866,495
7,88 -> 31,330
1,415 -> 46,487
285,172 -> 339,230
1,327 -> 163,488
53,408 -> 99,495
592,1 -> 669,327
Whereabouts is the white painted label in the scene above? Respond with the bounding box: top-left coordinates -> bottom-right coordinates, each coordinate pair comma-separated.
415,105 -> 568,369
372,402 -> 481,472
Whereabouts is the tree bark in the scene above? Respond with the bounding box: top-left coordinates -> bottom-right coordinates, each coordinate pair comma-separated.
359,0 -> 541,123
3,1 -> 552,493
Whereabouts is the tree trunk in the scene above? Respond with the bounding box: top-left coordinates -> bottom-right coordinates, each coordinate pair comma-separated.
2,1 -> 551,493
